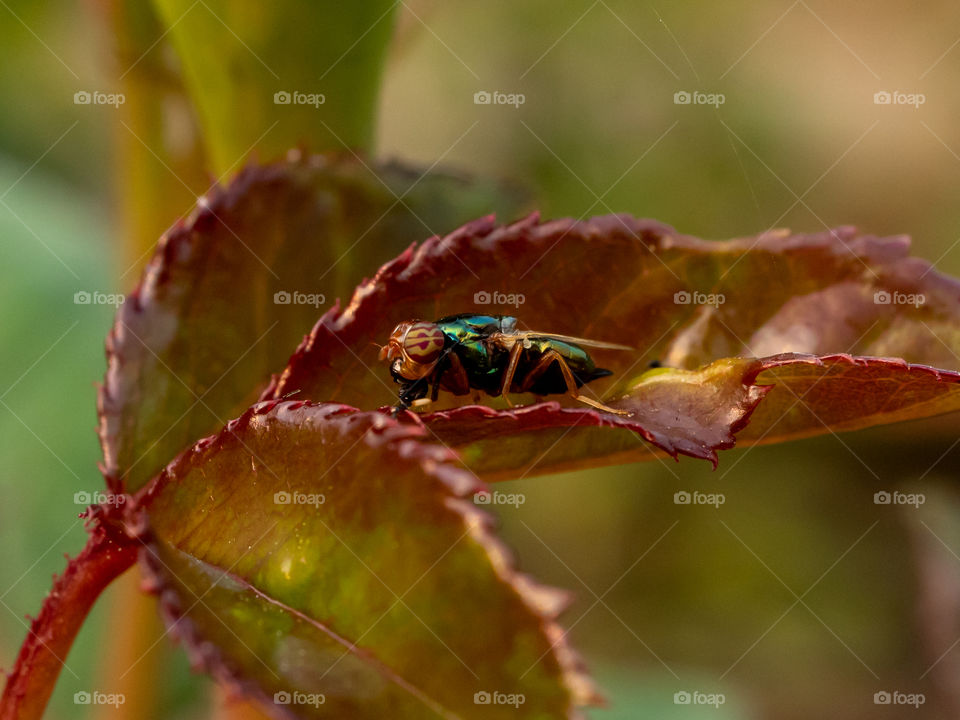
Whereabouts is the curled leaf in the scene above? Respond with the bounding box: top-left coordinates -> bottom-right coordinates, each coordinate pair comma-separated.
99,156 -> 528,493
739,353 -> 960,444
264,213 -> 960,475
419,357 -> 769,472
268,214 -> 960,407
132,401 -> 598,719
420,354 -> 960,479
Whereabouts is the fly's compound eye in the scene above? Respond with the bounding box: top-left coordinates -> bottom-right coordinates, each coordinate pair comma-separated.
403,322 -> 444,364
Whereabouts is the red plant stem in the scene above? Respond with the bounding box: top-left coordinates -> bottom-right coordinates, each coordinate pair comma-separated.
0,518 -> 138,720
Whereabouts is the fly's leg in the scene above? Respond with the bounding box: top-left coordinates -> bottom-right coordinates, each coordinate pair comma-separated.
518,349 -> 631,416
498,342 -> 524,408
396,373 -> 431,416
441,351 -> 472,396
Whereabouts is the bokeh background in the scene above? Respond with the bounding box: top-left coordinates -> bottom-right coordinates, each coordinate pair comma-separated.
3,1 -> 960,718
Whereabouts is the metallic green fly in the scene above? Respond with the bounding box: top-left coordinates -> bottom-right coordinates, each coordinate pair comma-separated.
378,313 -> 632,416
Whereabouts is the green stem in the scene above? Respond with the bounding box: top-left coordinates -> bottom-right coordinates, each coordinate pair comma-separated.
149,0 -> 399,172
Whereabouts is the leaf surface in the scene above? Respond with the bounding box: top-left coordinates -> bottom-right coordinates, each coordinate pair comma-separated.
133,401 -> 597,719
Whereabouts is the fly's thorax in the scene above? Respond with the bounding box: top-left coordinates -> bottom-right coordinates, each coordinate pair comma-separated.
435,314 -> 517,341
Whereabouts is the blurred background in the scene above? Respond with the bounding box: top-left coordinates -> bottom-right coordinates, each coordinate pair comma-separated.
2,1 -> 960,718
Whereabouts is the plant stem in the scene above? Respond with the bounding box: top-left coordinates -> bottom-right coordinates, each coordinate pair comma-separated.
91,571 -> 167,720
0,520 -> 138,720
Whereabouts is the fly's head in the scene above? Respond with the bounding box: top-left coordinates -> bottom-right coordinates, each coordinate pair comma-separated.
379,320 -> 445,381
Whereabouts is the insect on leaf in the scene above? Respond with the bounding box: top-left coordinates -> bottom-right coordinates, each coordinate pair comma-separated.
264,213 -> 960,475
98,156 -> 529,494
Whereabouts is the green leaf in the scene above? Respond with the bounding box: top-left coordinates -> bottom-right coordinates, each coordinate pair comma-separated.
150,0 -> 398,170
133,401 -> 598,719
100,156 -> 528,494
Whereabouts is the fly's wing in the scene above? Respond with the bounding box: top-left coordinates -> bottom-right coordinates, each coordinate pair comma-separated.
496,330 -> 634,351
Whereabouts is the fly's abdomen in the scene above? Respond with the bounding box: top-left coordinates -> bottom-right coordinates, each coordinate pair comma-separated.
513,338 -> 612,395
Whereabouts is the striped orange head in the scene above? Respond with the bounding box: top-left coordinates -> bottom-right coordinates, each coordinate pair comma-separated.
379,320 -> 446,379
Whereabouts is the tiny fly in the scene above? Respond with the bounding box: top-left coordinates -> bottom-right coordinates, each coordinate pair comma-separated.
378,313 -> 631,416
